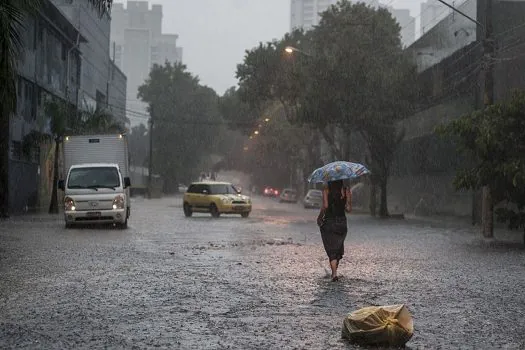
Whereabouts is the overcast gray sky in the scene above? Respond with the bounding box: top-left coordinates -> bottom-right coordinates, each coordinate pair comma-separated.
116,0 -> 427,95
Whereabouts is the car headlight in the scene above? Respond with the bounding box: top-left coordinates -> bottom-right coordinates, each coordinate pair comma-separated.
65,197 -> 76,211
113,195 -> 125,209
221,197 -> 232,203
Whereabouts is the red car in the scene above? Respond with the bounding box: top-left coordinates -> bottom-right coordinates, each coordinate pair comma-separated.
263,186 -> 279,197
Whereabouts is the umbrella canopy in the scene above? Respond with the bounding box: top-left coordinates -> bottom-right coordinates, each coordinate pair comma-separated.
307,161 -> 370,183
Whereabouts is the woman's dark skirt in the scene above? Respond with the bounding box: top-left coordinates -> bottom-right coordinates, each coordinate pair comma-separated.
320,216 -> 348,261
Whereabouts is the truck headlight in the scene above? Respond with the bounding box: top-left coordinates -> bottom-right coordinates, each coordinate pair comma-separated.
113,195 -> 125,209
65,197 -> 76,211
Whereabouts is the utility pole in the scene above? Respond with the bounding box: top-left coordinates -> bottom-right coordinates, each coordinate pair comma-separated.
148,106 -> 154,199
481,0 -> 495,238
437,0 -> 495,238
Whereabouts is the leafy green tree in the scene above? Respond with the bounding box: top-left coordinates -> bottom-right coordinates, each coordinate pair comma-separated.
235,29 -> 309,122
138,62 -> 221,192
0,0 -> 114,217
298,1 -> 416,217
234,1 -> 417,217
438,90 -> 525,242
218,86 -> 258,135
218,97 -> 321,192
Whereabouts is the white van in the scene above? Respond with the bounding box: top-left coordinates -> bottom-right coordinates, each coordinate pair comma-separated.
59,135 -> 131,228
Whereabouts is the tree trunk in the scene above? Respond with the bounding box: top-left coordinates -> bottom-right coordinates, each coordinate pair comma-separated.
48,139 -> 60,214
481,185 -> 493,238
0,107 -> 9,218
369,181 -> 377,217
379,176 -> 389,218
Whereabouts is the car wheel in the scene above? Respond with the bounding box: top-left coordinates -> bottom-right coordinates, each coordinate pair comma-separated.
241,212 -> 250,218
65,222 -> 72,229
183,203 -> 193,217
210,203 -> 220,218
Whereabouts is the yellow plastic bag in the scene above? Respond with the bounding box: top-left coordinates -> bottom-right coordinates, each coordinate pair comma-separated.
342,304 -> 414,347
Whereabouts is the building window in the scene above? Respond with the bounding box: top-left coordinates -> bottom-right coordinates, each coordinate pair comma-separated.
17,77 -> 36,122
11,141 -> 22,160
96,90 -> 106,110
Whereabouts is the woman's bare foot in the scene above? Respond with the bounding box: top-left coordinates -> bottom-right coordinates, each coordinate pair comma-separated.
331,276 -> 339,282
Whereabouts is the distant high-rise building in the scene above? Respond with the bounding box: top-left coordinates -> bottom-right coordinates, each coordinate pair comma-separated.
110,1 -> 183,126
290,0 -> 380,30
389,8 -> 415,47
420,0 -> 449,35
290,0 -> 335,30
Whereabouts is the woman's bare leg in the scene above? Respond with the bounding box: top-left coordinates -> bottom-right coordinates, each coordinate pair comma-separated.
330,259 -> 338,281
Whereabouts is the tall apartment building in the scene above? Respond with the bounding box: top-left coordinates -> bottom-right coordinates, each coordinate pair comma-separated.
390,8 -> 416,47
50,0 -> 127,125
420,0 -> 449,34
110,1 -> 183,127
291,0 -> 382,30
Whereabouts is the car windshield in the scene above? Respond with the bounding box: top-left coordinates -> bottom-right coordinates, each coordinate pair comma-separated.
68,167 -> 120,189
308,190 -> 322,197
209,184 -> 238,194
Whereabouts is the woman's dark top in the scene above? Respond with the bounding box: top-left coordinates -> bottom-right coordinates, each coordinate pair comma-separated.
324,188 -> 346,219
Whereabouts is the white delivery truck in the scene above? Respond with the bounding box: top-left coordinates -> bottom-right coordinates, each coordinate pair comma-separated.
58,134 -> 131,229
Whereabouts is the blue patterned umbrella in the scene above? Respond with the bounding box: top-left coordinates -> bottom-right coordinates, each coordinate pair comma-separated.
308,161 -> 370,183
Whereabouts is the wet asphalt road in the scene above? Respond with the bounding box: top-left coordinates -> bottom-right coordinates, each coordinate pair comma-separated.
1,196 -> 525,349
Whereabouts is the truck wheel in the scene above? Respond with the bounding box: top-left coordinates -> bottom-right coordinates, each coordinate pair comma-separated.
117,219 -> 128,229
241,212 -> 250,218
210,204 -> 220,218
183,203 -> 193,217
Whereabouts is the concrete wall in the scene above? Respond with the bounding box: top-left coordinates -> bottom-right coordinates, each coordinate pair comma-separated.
390,0 -> 525,218
406,0 -> 477,73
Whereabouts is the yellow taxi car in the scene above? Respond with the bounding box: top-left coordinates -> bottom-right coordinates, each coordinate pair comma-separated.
183,181 -> 252,218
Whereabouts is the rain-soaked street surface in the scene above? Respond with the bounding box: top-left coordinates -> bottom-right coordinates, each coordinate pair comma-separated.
1,196 -> 524,349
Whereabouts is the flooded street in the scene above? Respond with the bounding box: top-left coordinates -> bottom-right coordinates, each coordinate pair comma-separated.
1,196 -> 524,349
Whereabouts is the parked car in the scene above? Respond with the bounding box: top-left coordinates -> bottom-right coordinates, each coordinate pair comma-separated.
279,188 -> 298,203
183,181 -> 252,218
263,186 -> 279,197
303,189 -> 323,209
178,184 -> 188,193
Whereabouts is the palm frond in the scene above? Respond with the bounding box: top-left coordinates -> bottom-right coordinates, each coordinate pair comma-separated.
87,0 -> 113,17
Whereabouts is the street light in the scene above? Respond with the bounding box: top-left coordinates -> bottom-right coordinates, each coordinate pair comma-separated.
254,130 -> 259,135
284,46 -> 312,57
264,118 -> 270,122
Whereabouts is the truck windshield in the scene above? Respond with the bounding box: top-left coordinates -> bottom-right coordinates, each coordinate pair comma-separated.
68,167 -> 120,189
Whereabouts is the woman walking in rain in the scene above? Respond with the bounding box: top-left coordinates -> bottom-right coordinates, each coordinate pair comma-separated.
317,179 -> 352,282
308,161 -> 368,281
